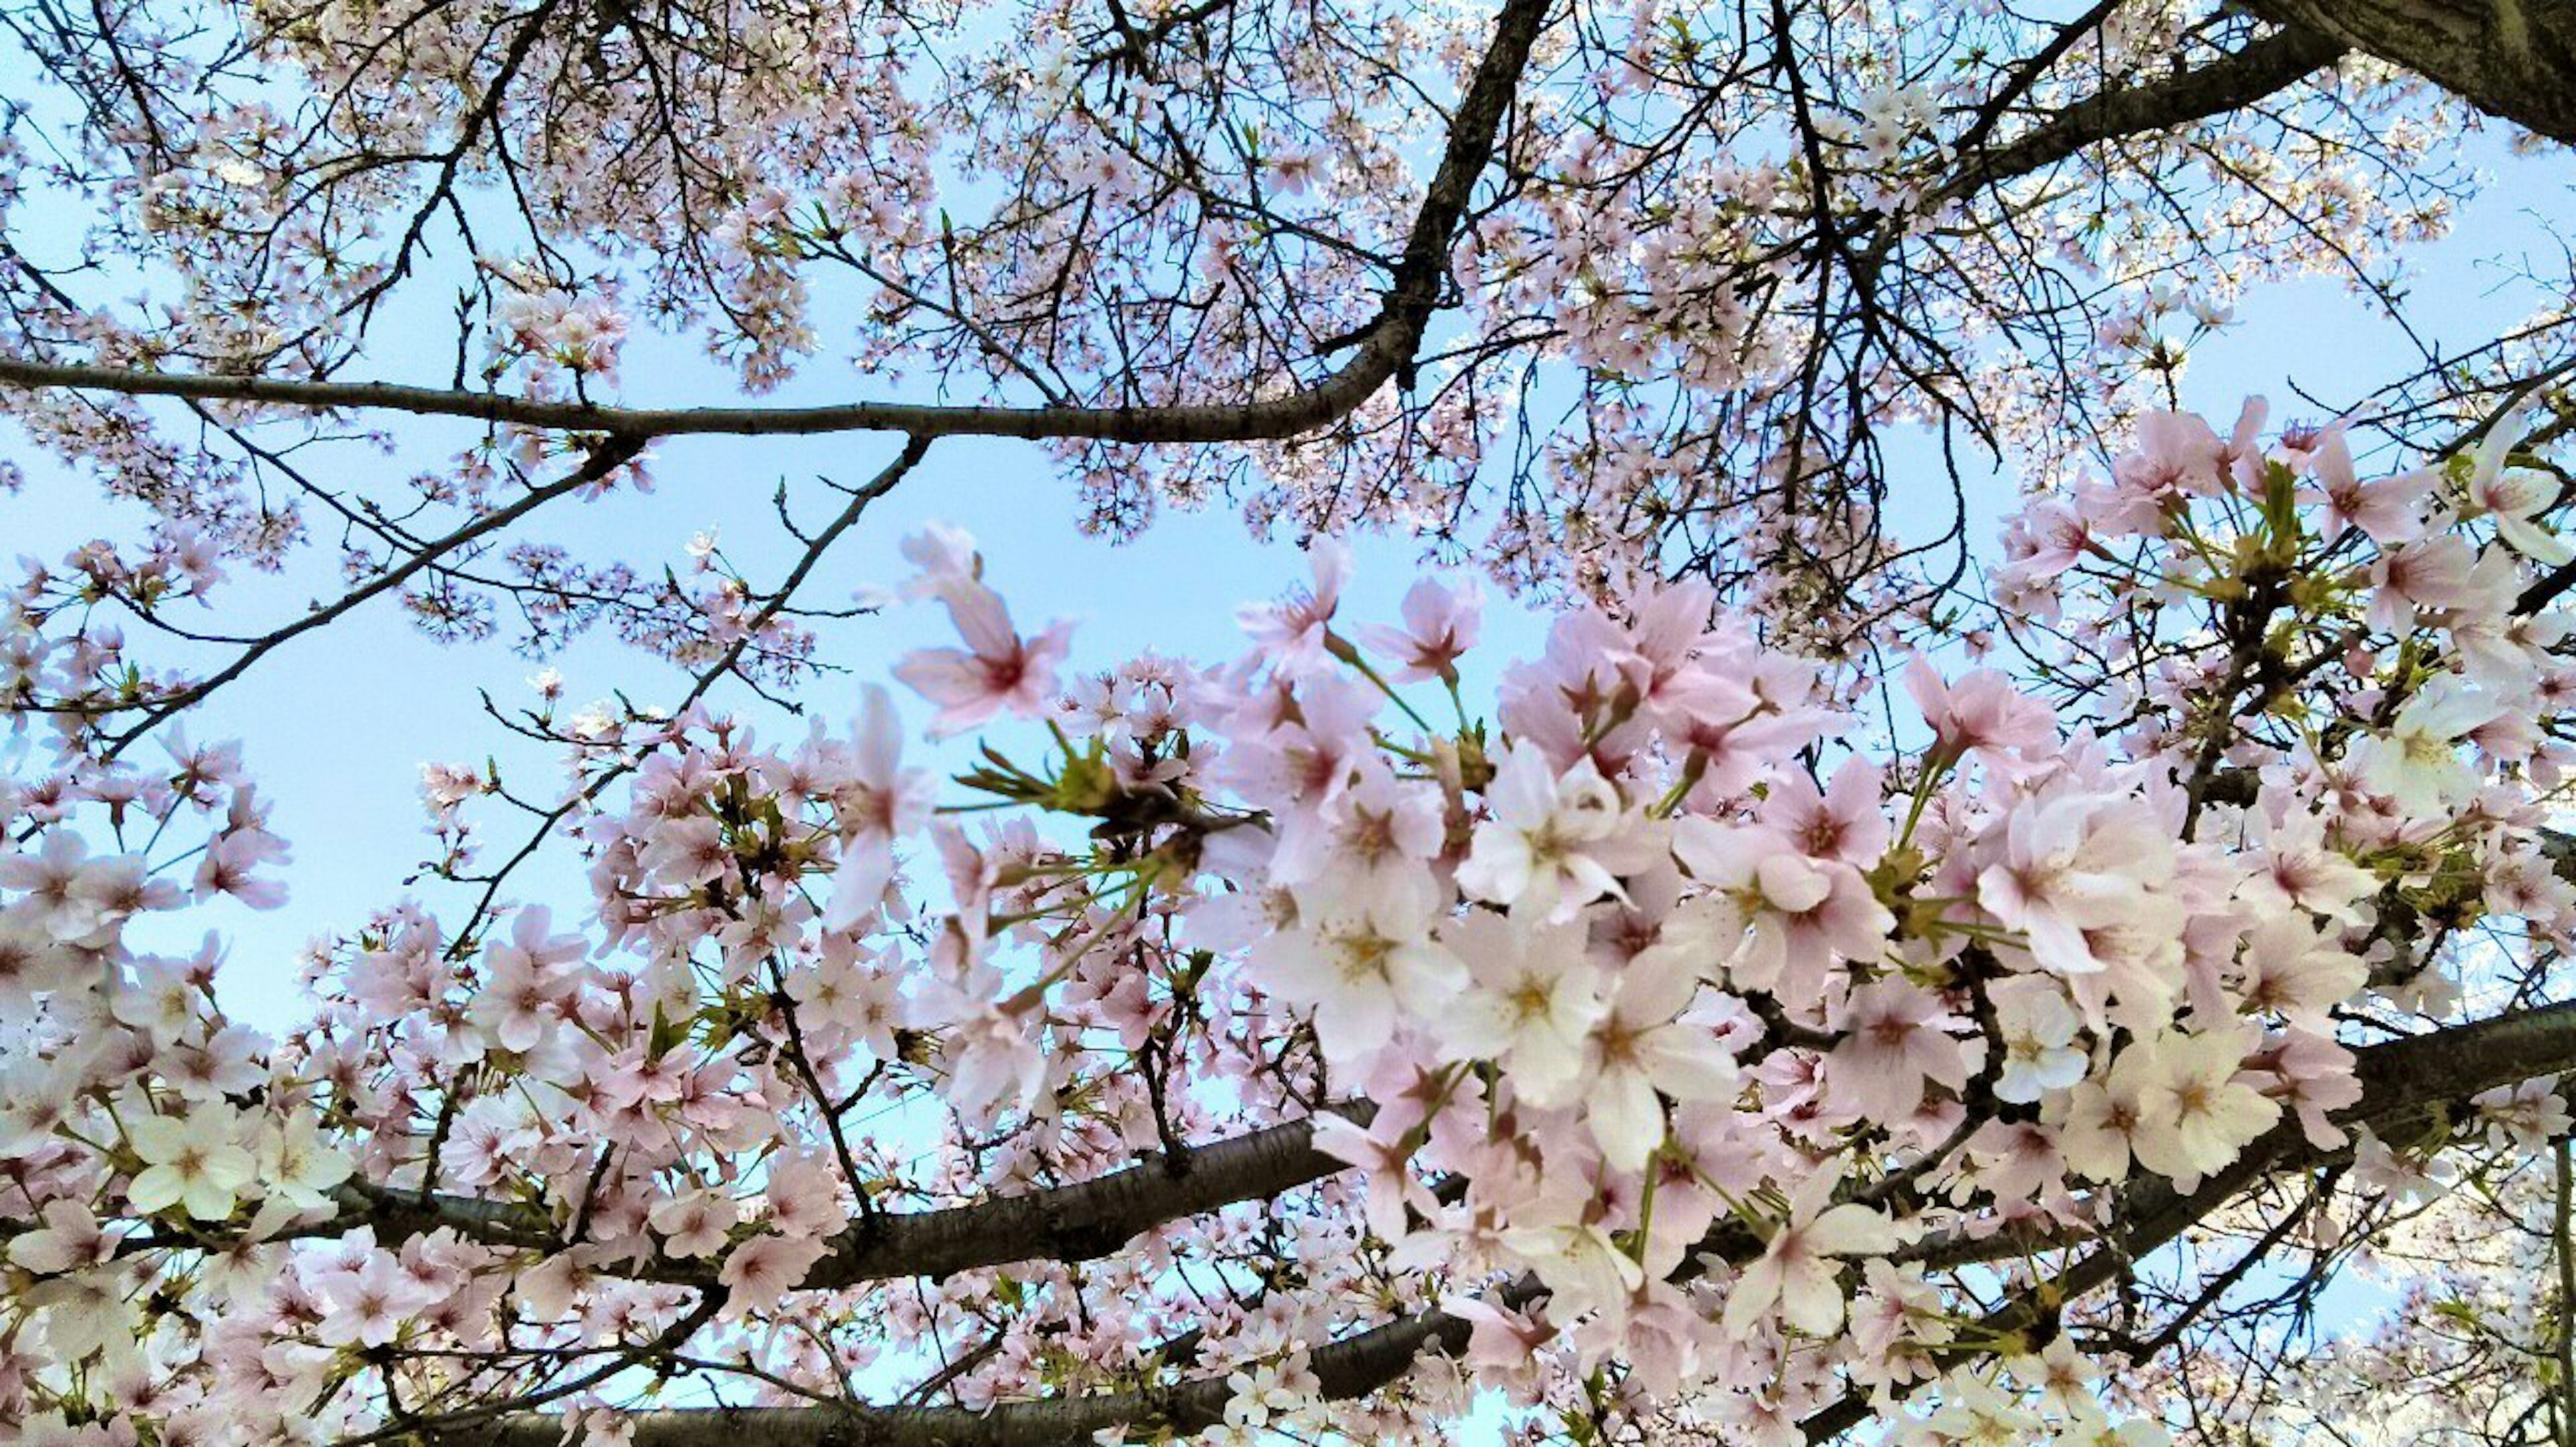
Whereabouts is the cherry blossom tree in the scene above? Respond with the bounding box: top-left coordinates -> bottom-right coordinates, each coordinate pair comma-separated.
5,1 -> 2576,1446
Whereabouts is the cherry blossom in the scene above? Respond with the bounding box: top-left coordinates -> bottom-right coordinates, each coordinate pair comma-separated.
1721,1167 -> 1900,1339
122,1110 -> 257,1222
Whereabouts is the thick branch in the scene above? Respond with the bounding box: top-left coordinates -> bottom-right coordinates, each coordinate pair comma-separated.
796,1104 -> 1368,1289
0,0 -> 1552,445
1799,997 -> 2576,1441
1925,23 -> 2349,211
439,1001 -> 2576,1447
2248,0 -> 2576,145
307,1104 -> 1371,1292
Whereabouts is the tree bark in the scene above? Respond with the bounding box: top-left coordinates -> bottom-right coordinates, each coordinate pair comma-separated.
2251,0 -> 2576,144
1924,25 -> 2349,213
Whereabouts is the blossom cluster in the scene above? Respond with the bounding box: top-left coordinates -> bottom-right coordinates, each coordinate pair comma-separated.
1,398 -> 2573,1446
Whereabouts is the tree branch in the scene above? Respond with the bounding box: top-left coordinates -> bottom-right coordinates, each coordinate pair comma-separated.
432,1001 -> 2576,1446
1923,23 -> 2349,213
2247,0 -> 2576,146
294,1103 -> 1373,1294
1798,997 -> 2576,1441
0,0 -> 1554,447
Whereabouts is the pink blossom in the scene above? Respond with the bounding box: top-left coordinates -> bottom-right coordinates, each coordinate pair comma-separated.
1757,759 -> 1889,867
2299,427 -> 2429,543
818,684 -> 936,928
894,582 -> 1075,737
1356,575 -> 1481,684
1721,1166 -> 1898,1338
1582,946 -> 1739,1171
717,1232 -> 831,1318
1904,660 -> 2053,765
1234,539 -> 1350,673
1458,745 -> 1660,922
1434,911 -> 1603,1105
1250,896 -> 1466,1071
2366,535 -> 2480,633
1827,980 -> 1968,1121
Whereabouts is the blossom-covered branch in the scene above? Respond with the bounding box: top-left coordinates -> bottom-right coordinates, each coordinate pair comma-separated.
9,396 -> 2576,1446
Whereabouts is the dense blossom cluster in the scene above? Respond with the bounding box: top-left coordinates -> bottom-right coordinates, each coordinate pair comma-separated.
0,396 -> 2572,1446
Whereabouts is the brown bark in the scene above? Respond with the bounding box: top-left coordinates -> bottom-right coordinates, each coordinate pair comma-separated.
2251,0 -> 2576,144
1925,24 -> 2350,213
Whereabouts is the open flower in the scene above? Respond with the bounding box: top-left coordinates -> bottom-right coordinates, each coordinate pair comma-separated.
2299,425 -> 2430,543
1434,911 -> 1604,1106
1235,539 -> 1349,672
2462,403 -> 2573,564
895,580 -> 1074,737
1250,896 -> 1466,1069
258,1115 -> 355,1211
2125,1029 -> 2281,1183
1906,660 -> 2053,765
2347,676 -> 2499,818
1458,745 -> 1659,922
1582,946 -> 1739,1171
1357,574 -> 1481,683
1977,791 -> 2176,979
1990,983 -> 2087,1105
1673,820 -> 1894,998
650,1189 -> 739,1258
2233,917 -> 2363,1030
1721,1165 -> 1898,1338
717,1231 -> 831,1318
311,1249 -> 441,1348
819,684 -> 936,928
125,1108 -> 257,1221
1826,978 -> 1968,1121
7,1200 -> 116,1276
